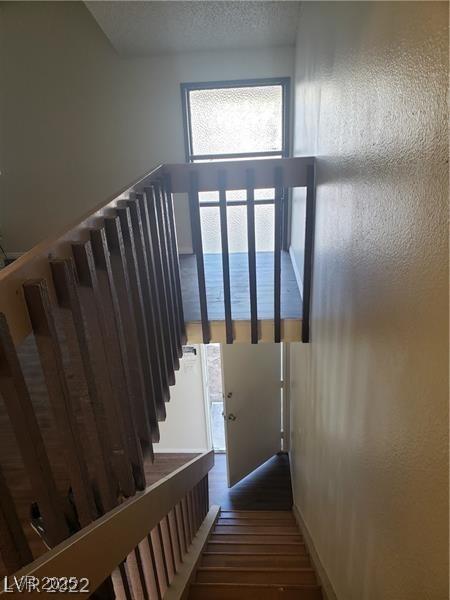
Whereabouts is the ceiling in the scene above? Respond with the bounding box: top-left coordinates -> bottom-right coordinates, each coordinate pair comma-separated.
85,1 -> 301,57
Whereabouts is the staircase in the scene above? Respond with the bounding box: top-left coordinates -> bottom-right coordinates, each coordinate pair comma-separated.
189,509 -> 323,599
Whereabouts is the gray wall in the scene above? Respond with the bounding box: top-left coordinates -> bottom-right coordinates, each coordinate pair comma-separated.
289,3 -> 448,599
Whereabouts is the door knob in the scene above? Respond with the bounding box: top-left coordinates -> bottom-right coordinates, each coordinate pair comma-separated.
227,413 -> 237,421
227,392 -> 232,398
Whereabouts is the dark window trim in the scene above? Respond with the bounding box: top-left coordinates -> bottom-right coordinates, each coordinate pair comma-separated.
180,77 -> 291,163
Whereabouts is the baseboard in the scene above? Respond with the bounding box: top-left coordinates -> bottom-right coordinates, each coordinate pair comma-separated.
154,448 -> 209,454
289,245 -> 303,297
292,503 -> 339,600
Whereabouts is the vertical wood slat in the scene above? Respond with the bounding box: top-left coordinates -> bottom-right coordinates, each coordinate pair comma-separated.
138,537 -> 160,600
188,171 -> 210,344
150,184 -> 180,371
185,493 -> 195,545
274,166 -> 283,343
50,259 -> 117,514
150,526 -> 168,597
246,169 -> 258,344
89,227 -> 145,491
104,215 -> 157,447
158,180 -> 183,358
175,502 -> 188,556
125,549 -> 147,600
168,508 -> 182,571
0,314 -> 69,545
126,198 -> 169,406
0,465 -> 33,573
218,170 -> 233,343
160,517 -> 175,584
144,187 -> 178,383
117,562 -> 133,600
302,163 -> 316,343
23,279 -> 97,528
115,206 -> 166,424
181,496 -> 192,548
71,241 -> 135,498
163,174 -> 187,345
136,192 -> 174,389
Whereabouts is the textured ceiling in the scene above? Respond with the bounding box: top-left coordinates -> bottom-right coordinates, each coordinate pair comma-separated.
85,1 -> 301,57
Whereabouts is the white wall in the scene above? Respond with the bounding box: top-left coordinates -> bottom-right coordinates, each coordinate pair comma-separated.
1,1 -> 294,253
155,346 -> 210,453
289,3 -> 448,600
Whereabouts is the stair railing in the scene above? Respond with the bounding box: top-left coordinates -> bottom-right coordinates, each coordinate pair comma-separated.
164,156 -> 316,344
2,451 -> 214,598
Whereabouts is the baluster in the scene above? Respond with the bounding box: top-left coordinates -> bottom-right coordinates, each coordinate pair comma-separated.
126,197 -> 169,407
218,170 -> 233,343
136,192 -> 173,389
138,537 -> 160,599
104,215 -> 157,447
188,171 -> 210,344
126,548 -> 148,600
23,279 -> 97,527
302,163 -> 316,343
150,184 -> 180,370
116,562 -> 133,600
150,525 -> 168,596
160,179 -> 183,357
274,166 -> 283,343
159,516 -> 175,584
175,502 -> 188,556
71,241 -> 135,498
181,496 -> 192,547
185,493 -> 195,545
144,186 -> 178,383
246,169 -> 258,343
168,508 -> 182,571
0,314 -> 69,545
0,465 -> 33,572
163,174 -> 187,345
50,259 -> 117,513
116,205 -> 165,424
89,227 -> 145,491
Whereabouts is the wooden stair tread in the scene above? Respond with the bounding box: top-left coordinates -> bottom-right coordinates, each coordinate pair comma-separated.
196,566 -> 317,585
207,543 -> 307,555
189,582 -> 322,599
214,525 -> 299,534
201,553 -> 312,568
210,533 -> 303,543
217,518 -> 296,526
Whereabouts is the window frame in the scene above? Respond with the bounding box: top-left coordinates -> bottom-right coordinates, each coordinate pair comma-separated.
180,77 -> 291,163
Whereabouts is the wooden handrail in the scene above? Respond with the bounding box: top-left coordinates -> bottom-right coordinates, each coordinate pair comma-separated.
3,451 -> 214,597
163,156 -> 314,193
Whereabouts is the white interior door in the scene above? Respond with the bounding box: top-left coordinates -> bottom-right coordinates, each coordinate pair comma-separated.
222,343 -> 281,487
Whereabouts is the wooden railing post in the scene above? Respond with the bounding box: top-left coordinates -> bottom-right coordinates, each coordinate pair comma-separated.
218,170 -> 233,343
274,166 -> 283,343
188,171 -> 210,344
246,169 -> 258,344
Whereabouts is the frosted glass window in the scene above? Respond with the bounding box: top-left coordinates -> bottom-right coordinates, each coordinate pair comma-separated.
189,86 -> 283,156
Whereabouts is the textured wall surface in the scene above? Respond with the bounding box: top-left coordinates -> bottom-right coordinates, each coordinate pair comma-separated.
289,3 -> 448,599
0,1 -> 293,252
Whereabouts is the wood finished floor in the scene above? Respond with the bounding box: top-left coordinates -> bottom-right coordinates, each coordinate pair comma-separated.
209,453 -> 293,511
180,252 -> 302,321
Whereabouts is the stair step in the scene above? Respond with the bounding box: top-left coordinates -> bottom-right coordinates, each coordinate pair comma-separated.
215,525 -> 299,535
201,553 -> 311,568
207,542 -> 307,555
189,582 -> 322,599
196,567 -> 317,585
220,511 -> 295,521
210,533 -> 303,544
217,518 -> 296,527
